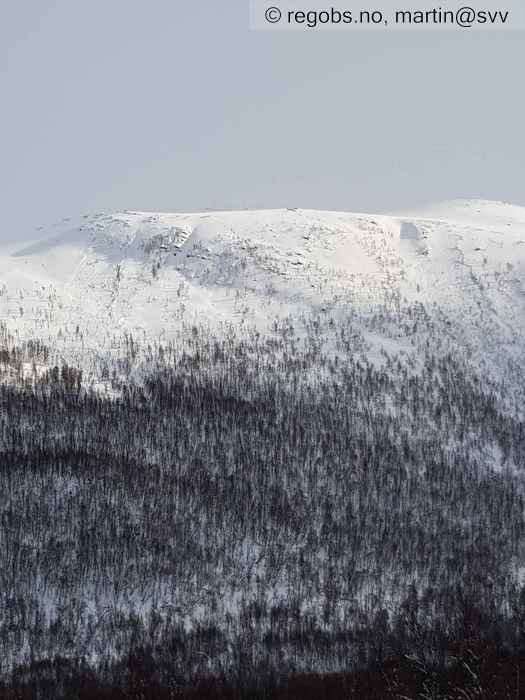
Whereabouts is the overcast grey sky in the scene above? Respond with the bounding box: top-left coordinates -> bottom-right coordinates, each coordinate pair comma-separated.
1,0 -> 524,241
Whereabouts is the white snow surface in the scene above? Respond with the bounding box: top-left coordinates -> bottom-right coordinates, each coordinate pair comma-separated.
1,200 -> 525,371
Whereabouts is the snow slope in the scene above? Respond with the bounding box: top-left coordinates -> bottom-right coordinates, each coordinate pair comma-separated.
1,200 -> 525,373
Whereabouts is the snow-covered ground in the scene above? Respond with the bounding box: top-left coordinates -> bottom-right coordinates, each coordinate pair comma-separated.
1,199 -> 525,375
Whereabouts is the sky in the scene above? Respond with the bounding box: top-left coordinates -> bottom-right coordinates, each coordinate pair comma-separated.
1,0 -> 524,241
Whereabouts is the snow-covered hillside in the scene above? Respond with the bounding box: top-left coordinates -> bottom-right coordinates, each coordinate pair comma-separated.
3,200 -> 525,691
1,199 -> 525,375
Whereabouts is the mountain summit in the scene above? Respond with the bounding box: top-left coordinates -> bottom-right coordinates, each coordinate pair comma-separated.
1,200 -> 525,377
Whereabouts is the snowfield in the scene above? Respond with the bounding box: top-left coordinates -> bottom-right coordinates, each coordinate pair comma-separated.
1,199 -> 525,377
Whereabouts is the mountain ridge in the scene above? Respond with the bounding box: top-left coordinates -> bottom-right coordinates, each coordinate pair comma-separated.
1,199 -> 525,384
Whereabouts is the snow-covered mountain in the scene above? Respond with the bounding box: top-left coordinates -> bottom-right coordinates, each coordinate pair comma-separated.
3,200 -> 525,693
1,199 -> 525,378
